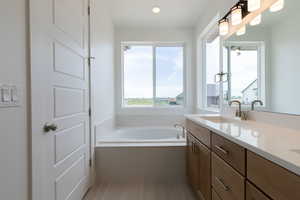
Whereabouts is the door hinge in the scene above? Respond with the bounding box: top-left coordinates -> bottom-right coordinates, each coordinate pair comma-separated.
89,158 -> 92,167
88,108 -> 92,116
88,6 -> 91,16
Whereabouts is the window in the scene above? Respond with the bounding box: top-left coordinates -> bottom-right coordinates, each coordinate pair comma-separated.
122,43 -> 185,107
204,35 -> 221,110
223,42 -> 265,105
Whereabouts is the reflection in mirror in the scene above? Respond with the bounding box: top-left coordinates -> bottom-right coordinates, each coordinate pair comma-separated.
223,0 -> 300,115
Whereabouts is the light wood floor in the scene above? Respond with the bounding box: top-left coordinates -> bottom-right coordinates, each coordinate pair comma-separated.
84,182 -> 197,200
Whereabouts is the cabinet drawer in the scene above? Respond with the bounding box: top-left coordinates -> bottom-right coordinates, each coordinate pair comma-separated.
212,189 -> 222,200
212,153 -> 245,200
247,151 -> 300,200
212,133 -> 245,175
246,181 -> 270,200
186,119 -> 211,147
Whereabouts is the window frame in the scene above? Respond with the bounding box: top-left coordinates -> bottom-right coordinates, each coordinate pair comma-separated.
120,42 -> 187,109
223,41 -> 266,107
201,25 -> 223,112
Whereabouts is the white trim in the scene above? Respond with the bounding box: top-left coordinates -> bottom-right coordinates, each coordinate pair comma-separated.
223,41 -> 266,107
120,42 -> 187,109
196,14 -> 221,113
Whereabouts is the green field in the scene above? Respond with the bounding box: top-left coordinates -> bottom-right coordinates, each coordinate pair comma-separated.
125,98 -> 174,106
125,98 -> 153,106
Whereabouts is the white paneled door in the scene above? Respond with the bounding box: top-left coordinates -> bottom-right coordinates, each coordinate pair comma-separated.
30,0 -> 91,199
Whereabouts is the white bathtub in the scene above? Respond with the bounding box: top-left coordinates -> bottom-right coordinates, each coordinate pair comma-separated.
97,127 -> 186,147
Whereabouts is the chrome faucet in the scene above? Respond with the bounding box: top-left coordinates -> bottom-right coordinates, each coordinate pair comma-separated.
229,100 -> 242,118
251,100 -> 263,111
174,124 -> 186,138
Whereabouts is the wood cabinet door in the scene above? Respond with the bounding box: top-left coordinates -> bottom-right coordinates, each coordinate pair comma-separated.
246,181 -> 271,200
187,133 -> 199,190
247,151 -> 300,200
194,139 -> 212,200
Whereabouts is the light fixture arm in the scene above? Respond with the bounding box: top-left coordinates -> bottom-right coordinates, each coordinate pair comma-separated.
219,0 -> 249,24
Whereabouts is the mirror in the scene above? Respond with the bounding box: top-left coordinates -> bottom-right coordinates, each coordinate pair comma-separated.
223,0 -> 300,115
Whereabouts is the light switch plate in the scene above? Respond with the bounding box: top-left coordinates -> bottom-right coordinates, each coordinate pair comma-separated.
1,86 -> 11,102
0,84 -> 20,107
11,86 -> 18,102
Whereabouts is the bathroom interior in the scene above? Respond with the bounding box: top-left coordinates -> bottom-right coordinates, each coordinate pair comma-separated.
1,0 -> 300,199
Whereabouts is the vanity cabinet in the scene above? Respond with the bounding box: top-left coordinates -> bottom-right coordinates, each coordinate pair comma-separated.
247,151 -> 300,200
211,153 -> 245,200
212,134 -> 245,175
186,120 -> 211,147
194,139 -> 211,200
186,121 -> 211,200
186,119 -> 300,200
187,134 -> 199,191
186,133 -> 211,200
246,182 -> 271,200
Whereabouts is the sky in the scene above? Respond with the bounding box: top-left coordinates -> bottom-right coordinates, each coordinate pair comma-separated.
124,45 -> 183,98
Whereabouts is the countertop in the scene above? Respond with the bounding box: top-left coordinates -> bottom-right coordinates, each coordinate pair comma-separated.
185,114 -> 300,176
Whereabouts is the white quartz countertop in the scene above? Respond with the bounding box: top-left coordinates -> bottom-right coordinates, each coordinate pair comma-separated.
185,114 -> 300,176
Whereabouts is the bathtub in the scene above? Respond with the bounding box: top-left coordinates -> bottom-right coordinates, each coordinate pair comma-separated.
97,127 -> 186,147
96,126 -> 187,183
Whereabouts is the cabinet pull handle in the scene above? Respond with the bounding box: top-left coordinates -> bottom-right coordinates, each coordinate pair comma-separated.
194,143 -> 198,154
215,145 -> 229,155
215,177 -> 230,191
191,142 -> 194,153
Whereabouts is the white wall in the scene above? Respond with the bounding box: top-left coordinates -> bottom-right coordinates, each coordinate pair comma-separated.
0,0 -> 29,199
90,0 -> 115,141
114,28 -> 196,125
269,4 -> 300,114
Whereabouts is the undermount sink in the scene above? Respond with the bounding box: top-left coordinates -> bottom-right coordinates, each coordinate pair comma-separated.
198,116 -> 234,123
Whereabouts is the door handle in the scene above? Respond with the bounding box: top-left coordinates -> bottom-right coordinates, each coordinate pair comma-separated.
44,123 -> 58,133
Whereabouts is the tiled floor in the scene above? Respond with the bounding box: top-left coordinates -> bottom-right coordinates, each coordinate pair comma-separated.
84,182 -> 197,200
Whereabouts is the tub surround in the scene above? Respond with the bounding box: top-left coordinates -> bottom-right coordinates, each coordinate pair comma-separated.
97,127 -> 186,147
116,114 -> 184,127
95,146 -> 186,184
185,114 -> 300,176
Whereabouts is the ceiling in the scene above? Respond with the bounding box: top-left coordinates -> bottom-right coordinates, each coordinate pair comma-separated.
108,0 -> 208,28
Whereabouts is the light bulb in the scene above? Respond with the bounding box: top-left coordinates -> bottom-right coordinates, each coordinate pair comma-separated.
236,26 -> 246,36
152,6 -> 161,14
231,6 -> 242,26
219,19 -> 229,36
270,0 -> 284,12
248,0 -> 261,12
250,14 -> 262,26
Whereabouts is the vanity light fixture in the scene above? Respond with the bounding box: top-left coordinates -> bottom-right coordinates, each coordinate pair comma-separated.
248,0 -> 261,12
152,6 -> 161,14
270,0 -> 284,12
236,26 -> 246,36
219,0 -> 283,37
219,19 -> 229,36
218,0 -> 249,36
231,5 -> 243,25
250,14 -> 262,26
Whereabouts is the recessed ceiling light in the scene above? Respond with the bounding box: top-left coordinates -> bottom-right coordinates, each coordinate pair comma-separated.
152,6 -> 161,14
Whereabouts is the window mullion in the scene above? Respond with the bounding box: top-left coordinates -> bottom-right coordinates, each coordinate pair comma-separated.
153,45 -> 157,106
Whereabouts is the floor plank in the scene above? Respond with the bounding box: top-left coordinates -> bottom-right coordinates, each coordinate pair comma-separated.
84,182 -> 197,200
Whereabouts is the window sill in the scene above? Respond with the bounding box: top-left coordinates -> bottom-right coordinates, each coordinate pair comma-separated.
197,107 -> 220,114
121,105 -> 185,110
118,106 -> 187,115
